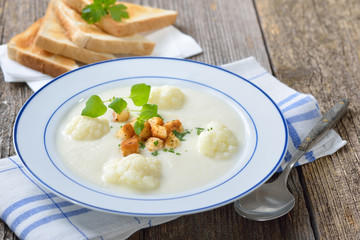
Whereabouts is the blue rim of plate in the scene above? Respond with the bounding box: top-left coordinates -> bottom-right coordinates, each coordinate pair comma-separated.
14,56 -> 288,216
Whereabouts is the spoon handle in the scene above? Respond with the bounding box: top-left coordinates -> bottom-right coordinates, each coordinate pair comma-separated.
281,99 -> 349,181
298,99 -> 349,152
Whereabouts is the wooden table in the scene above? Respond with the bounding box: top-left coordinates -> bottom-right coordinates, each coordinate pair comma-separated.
1,0 -> 359,239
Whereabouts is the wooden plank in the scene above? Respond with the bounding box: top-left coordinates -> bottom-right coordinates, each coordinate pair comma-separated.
254,0 -> 360,238
0,0 -> 315,239
0,1 -> 49,239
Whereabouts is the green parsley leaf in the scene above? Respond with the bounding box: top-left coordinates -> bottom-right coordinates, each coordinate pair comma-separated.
173,130 -> 191,141
109,4 -> 129,22
134,119 -> 145,135
81,0 -> 129,24
129,83 -> 151,106
133,104 -> 157,135
139,104 -> 158,120
108,97 -> 127,114
81,3 -> 107,24
101,0 -> 116,5
139,142 -> 145,149
81,95 -> 107,118
153,140 -> 159,146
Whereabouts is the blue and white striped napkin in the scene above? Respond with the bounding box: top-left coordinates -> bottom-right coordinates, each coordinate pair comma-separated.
223,58 -> 346,171
0,57 -> 346,239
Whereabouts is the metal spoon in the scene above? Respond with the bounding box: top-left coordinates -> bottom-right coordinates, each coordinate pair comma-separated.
234,99 -> 349,221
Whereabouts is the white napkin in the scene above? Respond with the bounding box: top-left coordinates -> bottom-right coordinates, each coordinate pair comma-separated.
0,25 -> 203,91
0,53 -> 347,239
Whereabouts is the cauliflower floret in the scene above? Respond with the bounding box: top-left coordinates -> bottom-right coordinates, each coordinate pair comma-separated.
65,116 -> 110,140
102,154 -> 161,189
197,121 -> 238,159
148,86 -> 185,110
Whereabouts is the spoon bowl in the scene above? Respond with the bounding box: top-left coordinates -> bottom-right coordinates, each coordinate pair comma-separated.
234,99 -> 349,221
234,178 -> 295,221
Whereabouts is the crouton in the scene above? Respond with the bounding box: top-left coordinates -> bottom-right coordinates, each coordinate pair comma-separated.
145,137 -> 164,151
148,117 -> 164,127
138,121 -> 152,142
165,132 -> 180,149
112,110 -> 130,122
165,120 -> 184,134
116,123 -> 135,140
120,137 -> 139,157
151,125 -> 168,139
129,119 -> 151,141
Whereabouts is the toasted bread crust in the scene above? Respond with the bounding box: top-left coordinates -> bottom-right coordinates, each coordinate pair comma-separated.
55,0 -> 155,55
7,18 -> 78,77
98,4 -> 177,37
35,0 -> 115,64
63,0 -> 177,37
63,0 -> 90,12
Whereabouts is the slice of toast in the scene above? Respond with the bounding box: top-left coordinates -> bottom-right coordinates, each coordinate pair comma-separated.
54,0 -> 155,55
35,0 -> 116,64
7,18 -> 78,78
63,0 -> 177,37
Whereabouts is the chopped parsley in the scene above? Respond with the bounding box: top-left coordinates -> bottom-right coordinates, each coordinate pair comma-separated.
162,148 -> 181,156
154,140 -> 159,146
196,127 -> 205,135
172,130 -> 191,141
151,150 -> 159,156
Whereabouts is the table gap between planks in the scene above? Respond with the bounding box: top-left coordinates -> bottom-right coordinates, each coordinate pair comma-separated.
0,0 -> 359,239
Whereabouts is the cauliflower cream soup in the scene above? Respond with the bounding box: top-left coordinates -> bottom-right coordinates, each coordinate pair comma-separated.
56,85 -> 248,196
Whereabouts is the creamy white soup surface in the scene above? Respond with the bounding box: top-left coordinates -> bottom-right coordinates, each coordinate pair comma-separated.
56,85 -> 248,196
